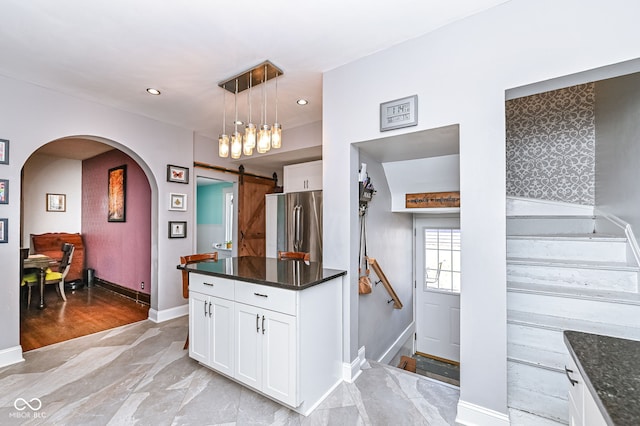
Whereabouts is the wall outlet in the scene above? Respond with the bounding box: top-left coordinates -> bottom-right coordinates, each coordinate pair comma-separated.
140,282 -> 144,290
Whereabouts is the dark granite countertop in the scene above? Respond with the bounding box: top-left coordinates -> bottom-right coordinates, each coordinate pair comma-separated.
177,256 -> 346,290
564,330 -> 640,425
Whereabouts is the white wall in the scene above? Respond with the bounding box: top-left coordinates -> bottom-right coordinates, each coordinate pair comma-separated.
22,154 -> 82,245
0,74 -> 194,364
322,0 -> 640,422
357,151 -> 413,361
595,72 -> 640,243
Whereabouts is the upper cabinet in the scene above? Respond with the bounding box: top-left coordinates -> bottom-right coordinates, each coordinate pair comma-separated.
283,160 -> 322,193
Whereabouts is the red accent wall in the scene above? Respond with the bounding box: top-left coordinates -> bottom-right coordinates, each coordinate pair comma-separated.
82,150 -> 151,294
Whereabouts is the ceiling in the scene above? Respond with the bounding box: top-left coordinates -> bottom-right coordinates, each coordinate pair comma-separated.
1,0 -> 508,163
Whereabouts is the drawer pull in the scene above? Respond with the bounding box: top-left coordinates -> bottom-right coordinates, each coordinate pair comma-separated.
254,292 -> 269,298
203,282 -> 214,287
256,314 -> 260,333
564,366 -> 579,386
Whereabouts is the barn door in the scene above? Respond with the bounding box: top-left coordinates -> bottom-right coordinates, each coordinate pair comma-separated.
237,174 -> 274,257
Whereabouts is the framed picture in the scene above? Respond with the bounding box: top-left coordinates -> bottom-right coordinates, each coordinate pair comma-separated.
168,221 -> 187,238
380,95 -> 418,132
0,139 -> 8,165
108,165 -> 127,222
169,192 -> 187,211
46,193 -> 66,212
167,164 -> 189,184
0,179 -> 8,204
0,218 -> 7,243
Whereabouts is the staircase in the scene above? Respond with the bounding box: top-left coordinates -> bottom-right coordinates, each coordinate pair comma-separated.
506,215 -> 640,424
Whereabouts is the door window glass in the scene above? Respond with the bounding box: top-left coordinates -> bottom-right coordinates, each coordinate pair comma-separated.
424,228 -> 461,293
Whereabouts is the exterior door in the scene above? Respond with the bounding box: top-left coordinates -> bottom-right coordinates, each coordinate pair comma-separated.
237,174 -> 274,257
415,217 -> 461,363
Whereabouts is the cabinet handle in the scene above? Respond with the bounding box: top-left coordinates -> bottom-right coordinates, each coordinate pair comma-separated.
204,300 -> 207,317
256,314 -> 260,333
254,292 -> 268,298
203,282 -> 214,287
208,301 -> 212,317
262,315 -> 266,334
564,366 -> 579,386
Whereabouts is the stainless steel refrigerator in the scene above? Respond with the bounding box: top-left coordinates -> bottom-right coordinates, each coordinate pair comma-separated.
279,190 -> 323,262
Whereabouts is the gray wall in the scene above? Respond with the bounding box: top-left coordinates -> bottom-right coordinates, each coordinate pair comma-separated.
357,151 -> 413,361
595,72 -> 640,237
506,83 -> 596,205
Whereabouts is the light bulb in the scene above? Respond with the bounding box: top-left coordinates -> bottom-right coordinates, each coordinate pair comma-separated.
218,134 -> 229,158
257,124 -> 271,153
231,132 -> 242,159
271,123 -> 282,149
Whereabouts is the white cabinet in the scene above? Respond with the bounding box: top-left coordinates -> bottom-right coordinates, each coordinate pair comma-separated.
188,275 -> 235,377
283,160 -> 322,192
235,302 -> 297,406
566,356 -> 607,426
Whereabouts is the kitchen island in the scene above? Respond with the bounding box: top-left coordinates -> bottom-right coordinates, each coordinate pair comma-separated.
178,256 -> 346,416
564,330 -> 640,425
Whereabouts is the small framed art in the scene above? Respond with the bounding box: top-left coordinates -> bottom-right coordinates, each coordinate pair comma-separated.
167,164 -> 189,184
0,139 -> 8,165
0,218 -> 7,243
108,165 -> 127,222
46,193 -> 66,212
169,221 -> 187,238
0,179 -> 8,204
380,95 -> 418,132
169,193 -> 187,211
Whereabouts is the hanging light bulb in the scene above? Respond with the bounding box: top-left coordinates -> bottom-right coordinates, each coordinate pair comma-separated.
230,79 -> 242,159
271,70 -> 282,149
257,65 -> 271,154
243,72 -> 256,155
218,87 -> 229,158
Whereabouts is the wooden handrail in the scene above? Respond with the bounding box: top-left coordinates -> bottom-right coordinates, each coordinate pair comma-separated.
367,257 -> 403,309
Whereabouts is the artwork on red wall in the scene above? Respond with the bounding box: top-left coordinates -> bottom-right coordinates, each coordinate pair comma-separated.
108,165 -> 126,222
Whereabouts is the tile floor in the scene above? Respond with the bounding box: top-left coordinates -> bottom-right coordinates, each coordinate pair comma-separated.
0,316 -> 460,425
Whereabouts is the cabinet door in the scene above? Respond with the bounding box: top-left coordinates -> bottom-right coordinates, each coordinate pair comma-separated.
235,303 -> 262,389
303,161 -> 322,191
189,291 -> 211,364
284,160 -> 322,193
210,297 -> 235,377
262,310 -> 297,406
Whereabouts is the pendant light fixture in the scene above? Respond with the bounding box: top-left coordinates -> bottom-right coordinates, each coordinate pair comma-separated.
230,79 -> 242,159
218,87 -> 229,158
217,61 -> 283,158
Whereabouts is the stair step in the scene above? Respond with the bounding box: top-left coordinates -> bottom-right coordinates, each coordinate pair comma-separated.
508,342 -> 567,371
508,281 -> 640,327
507,258 -> 638,293
507,234 -> 627,263
509,408 -> 567,426
507,215 -> 596,236
508,362 -> 568,424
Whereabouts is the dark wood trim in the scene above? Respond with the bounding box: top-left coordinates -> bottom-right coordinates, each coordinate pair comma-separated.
415,351 -> 460,366
95,278 -> 150,305
194,161 -> 277,182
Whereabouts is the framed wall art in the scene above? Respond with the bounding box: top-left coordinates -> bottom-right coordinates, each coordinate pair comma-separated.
0,218 -> 7,243
168,221 -> 187,238
169,193 -> 187,211
0,179 -> 8,204
167,164 -> 189,184
108,165 -> 127,222
380,95 -> 418,132
0,139 -> 8,165
46,193 -> 66,212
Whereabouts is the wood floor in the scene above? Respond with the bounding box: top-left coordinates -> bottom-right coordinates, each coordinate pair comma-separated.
20,284 -> 149,352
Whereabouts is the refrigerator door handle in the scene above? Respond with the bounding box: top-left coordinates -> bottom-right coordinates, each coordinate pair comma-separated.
294,204 -> 302,251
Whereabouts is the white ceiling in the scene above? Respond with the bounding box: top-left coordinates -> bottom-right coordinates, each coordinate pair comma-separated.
1,0 -> 508,163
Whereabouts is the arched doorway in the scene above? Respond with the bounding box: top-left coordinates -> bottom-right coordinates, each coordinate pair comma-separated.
20,136 -> 156,350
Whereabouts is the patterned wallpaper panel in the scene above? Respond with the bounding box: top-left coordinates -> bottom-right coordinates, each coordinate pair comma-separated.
506,83 -> 595,205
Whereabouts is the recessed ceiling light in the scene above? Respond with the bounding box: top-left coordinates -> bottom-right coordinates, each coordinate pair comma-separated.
146,88 -> 161,95
297,99 -> 309,105
235,120 -> 244,126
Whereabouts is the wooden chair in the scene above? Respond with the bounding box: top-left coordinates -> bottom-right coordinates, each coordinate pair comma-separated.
180,252 -> 218,349
22,243 -> 75,307
278,251 -> 310,262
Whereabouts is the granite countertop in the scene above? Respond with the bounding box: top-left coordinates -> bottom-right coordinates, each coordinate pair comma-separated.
177,256 -> 346,290
564,330 -> 640,425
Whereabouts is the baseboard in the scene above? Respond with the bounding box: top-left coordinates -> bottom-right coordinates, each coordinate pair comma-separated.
148,303 -> 188,323
0,345 -> 25,368
343,346 -> 366,383
595,209 -> 640,266
377,321 -> 415,364
507,196 -> 594,216
456,400 -> 510,426
95,278 -> 150,305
